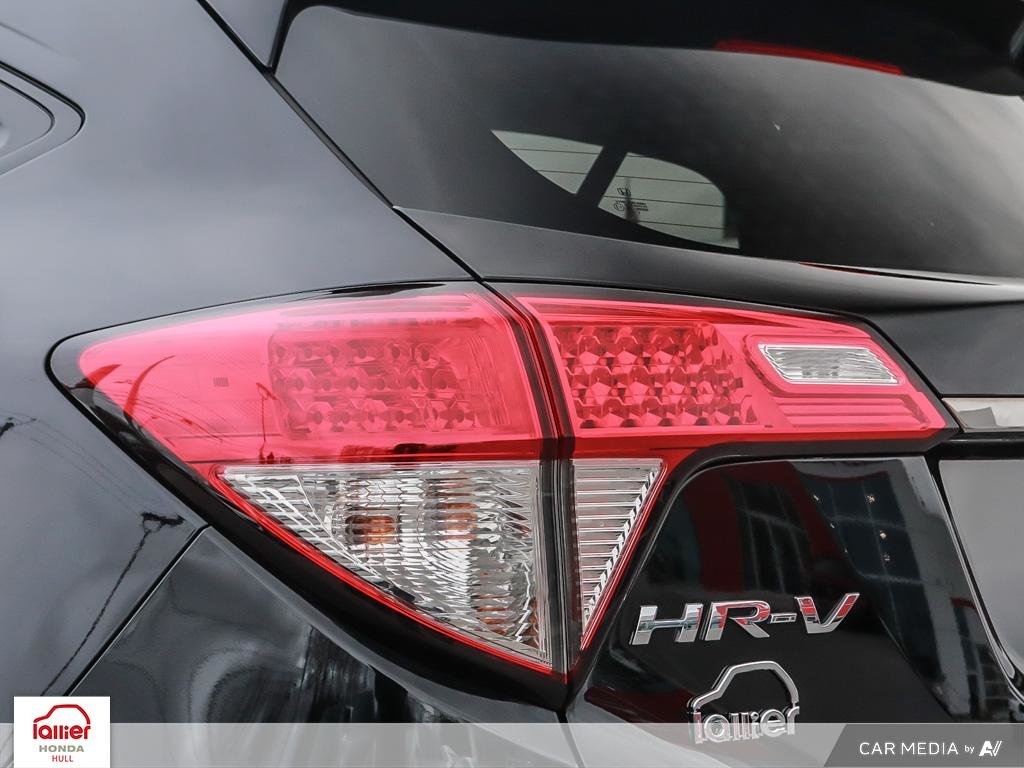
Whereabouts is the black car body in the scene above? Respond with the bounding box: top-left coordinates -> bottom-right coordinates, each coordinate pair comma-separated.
2,0 -> 1024,756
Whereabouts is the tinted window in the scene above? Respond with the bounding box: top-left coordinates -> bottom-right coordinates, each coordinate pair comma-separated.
277,2 -> 1024,277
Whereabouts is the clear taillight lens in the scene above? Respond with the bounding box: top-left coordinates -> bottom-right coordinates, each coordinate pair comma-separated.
572,460 -> 662,631
218,461 -> 547,662
757,343 -> 898,385
71,286 -> 948,671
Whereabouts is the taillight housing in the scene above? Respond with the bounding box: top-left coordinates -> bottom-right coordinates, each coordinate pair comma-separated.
60,284 -> 949,675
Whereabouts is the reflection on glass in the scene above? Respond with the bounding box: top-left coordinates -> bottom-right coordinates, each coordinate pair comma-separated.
492,131 -> 601,194
493,131 -> 738,249
728,477 -> 810,595
599,153 -> 736,247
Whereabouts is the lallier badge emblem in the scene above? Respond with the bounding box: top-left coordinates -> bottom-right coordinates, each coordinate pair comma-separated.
12,697 -> 110,768
629,593 -> 859,744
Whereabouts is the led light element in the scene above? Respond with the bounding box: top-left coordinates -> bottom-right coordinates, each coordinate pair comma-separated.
519,296 -> 944,441
220,461 -> 547,662
758,344 -> 897,385
77,292 -> 543,467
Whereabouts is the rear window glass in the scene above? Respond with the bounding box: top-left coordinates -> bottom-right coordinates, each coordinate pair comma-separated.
277,2 -> 1024,278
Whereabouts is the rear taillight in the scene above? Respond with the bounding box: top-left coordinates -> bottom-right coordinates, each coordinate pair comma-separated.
518,296 -> 946,644
70,286 -> 947,673
77,290 -> 556,671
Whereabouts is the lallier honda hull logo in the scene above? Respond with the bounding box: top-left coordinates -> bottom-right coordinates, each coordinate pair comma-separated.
689,661 -> 800,744
13,697 -> 110,768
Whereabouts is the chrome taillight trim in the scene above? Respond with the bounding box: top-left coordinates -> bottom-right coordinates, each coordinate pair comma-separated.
944,397 -> 1024,432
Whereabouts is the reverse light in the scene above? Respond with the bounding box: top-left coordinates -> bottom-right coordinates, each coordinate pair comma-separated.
70,287 -> 947,671
758,344 -> 898,385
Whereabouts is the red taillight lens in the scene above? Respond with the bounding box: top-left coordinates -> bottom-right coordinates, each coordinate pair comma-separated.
520,297 -> 942,443
72,287 -> 947,670
80,292 -> 543,465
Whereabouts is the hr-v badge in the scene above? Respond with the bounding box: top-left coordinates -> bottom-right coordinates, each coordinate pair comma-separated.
689,661 -> 799,744
630,593 -> 859,644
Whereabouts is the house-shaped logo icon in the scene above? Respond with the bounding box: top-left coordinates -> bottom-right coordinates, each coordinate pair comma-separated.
689,660 -> 800,744
32,703 -> 92,741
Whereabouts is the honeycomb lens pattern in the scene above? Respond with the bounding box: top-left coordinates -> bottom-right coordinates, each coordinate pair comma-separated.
573,459 -> 662,630
549,321 -> 756,430
520,296 -> 946,440
221,461 -> 547,661
77,292 -> 542,466
268,298 -> 532,440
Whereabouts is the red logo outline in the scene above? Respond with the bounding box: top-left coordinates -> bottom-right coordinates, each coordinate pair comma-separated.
32,704 -> 92,740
